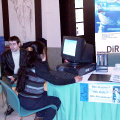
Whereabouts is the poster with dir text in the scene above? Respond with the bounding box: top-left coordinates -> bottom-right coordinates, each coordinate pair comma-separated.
95,0 -> 120,54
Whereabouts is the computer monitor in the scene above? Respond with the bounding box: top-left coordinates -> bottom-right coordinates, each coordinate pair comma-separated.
61,36 -> 94,66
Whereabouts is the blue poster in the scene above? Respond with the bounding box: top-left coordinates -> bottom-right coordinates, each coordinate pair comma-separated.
95,0 -> 120,33
80,83 -> 88,101
95,0 -> 120,62
0,36 -> 5,60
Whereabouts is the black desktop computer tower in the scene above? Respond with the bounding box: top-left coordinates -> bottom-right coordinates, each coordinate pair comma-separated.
56,62 -> 96,76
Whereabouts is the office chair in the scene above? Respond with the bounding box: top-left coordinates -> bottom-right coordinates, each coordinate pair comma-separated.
0,80 -> 58,120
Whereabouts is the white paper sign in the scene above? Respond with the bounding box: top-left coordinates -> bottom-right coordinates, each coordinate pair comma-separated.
89,84 -> 113,103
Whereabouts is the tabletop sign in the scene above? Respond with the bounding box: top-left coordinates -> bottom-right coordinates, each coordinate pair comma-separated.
80,83 -> 120,104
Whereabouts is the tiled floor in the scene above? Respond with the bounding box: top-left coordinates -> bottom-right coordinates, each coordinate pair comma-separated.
0,93 -> 35,120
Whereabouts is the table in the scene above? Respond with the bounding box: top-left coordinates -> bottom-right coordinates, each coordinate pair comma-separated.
47,67 -> 120,120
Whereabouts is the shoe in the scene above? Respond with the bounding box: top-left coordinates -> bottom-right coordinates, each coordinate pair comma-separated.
4,108 -> 14,115
34,116 -> 43,120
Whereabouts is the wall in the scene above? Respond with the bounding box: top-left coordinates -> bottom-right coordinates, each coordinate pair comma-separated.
0,0 -> 4,36
41,0 -> 62,70
41,0 -> 61,48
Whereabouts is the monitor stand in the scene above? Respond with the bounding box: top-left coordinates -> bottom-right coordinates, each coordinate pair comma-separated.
56,62 -> 96,76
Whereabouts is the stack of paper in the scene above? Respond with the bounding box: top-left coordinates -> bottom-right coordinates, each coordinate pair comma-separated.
110,73 -> 120,82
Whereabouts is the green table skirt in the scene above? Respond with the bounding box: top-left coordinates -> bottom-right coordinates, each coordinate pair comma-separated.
47,82 -> 120,120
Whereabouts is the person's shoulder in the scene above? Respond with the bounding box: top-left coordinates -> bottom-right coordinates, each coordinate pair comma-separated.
1,49 -> 11,56
35,61 -> 45,73
35,60 -> 42,66
20,48 -> 27,53
20,48 -> 27,51
35,61 -> 48,71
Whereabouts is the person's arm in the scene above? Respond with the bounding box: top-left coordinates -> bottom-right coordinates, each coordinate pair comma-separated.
1,53 -> 17,83
42,61 -> 50,71
35,61 -> 75,85
1,53 -> 12,77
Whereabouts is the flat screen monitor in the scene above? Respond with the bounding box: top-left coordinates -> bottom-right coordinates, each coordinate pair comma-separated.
61,36 -> 94,65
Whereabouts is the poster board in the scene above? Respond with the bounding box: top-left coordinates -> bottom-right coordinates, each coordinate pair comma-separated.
95,0 -> 120,60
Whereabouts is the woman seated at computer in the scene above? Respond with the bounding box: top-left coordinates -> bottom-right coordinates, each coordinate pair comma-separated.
16,41 -> 82,120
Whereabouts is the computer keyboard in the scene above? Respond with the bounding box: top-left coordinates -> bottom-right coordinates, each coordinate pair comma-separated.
50,70 -> 76,79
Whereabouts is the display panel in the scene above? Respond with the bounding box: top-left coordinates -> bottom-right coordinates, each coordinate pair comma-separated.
63,39 -> 77,56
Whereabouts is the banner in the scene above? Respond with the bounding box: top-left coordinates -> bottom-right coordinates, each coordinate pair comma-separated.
80,83 -> 120,104
95,0 -> 120,53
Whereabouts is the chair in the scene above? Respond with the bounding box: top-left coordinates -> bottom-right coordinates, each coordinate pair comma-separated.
0,80 -> 58,120
1,82 -> 17,108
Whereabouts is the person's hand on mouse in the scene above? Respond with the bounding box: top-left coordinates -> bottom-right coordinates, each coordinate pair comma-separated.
74,76 -> 82,82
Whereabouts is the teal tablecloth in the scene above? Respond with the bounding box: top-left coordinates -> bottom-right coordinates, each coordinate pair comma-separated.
47,82 -> 120,120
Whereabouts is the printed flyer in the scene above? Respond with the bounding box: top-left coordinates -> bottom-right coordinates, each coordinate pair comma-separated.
80,83 -> 120,104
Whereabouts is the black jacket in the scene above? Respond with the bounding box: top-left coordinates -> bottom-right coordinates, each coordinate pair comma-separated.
1,48 -> 27,77
35,61 -> 75,85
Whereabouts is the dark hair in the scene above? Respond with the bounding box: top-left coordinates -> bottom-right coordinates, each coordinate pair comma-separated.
8,36 -> 20,44
27,41 -> 46,66
16,41 -> 46,92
